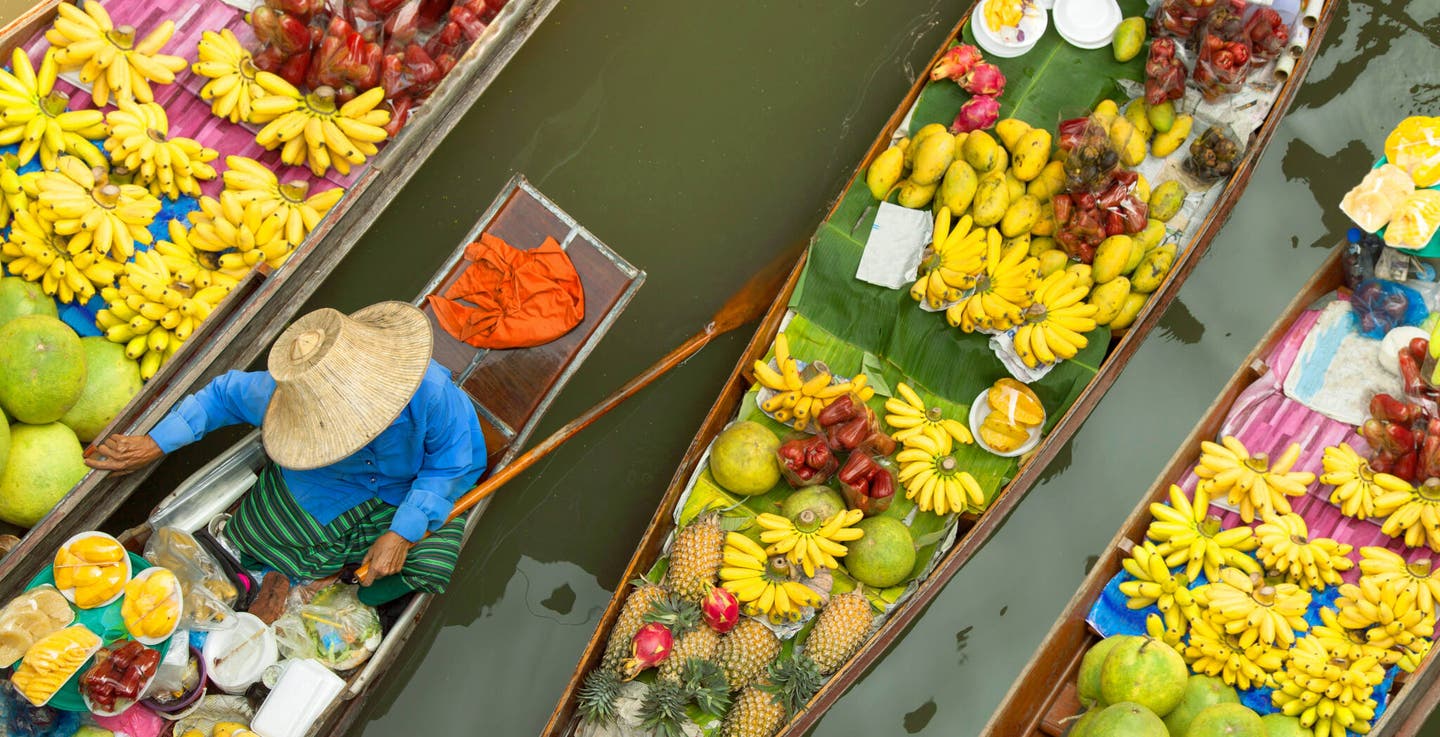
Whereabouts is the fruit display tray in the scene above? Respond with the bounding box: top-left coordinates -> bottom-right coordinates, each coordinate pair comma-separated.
19,0 -> 358,199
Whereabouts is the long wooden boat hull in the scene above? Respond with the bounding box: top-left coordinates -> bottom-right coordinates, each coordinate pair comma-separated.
0,0 -> 562,600
541,1 -> 1338,734
127,175 -> 644,736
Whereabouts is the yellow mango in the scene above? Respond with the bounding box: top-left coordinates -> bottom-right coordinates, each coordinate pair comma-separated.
1090,278 -> 1132,325
1092,100 -> 1120,130
1029,236 -> 1059,256
1149,180 -> 1188,221
1010,128 -> 1053,182
1151,114 -> 1193,158
1112,17 -> 1146,62
866,143 -> 906,200
1135,219 -> 1167,252
1109,292 -> 1149,330
1122,235 -> 1148,275
971,173 -> 1010,227
1131,244 -> 1178,294
1027,161 -> 1066,202
1123,100 -> 1154,141
1134,173 -> 1151,203
996,118 -> 1033,152
1031,201 -> 1056,236
1066,263 -> 1093,291
910,131 -> 957,186
904,123 -> 948,169
1091,235 -> 1134,284
938,160 -> 980,215
1001,195 -> 1042,238
963,130 -> 1002,173
1003,233 -> 1032,254
1037,250 -> 1070,278
897,179 -> 939,209
1004,171 -> 1026,203
1109,117 -> 1147,167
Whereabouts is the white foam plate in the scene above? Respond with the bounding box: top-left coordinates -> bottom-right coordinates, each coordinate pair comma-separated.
969,389 -> 1044,457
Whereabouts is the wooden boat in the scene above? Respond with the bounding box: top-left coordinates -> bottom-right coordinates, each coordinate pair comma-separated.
106,174 -> 644,735
0,0 -> 561,599
978,246 -> 1440,737
542,2 -> 1339,735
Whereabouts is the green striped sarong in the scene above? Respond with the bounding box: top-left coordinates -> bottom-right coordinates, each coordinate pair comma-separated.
226,463 -> 466,596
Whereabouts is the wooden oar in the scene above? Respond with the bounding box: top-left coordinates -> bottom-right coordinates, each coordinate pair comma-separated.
354,243 -> 804,581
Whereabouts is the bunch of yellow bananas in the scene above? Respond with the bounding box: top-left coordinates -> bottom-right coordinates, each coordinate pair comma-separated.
1195,436 -> 1315,523
1322,442 -> 1412,521
753,332 -> 871,430
1357,546 -> 1440,616
45,2 -> 187,107
1312,606 -> 1402,670
1195,567 -> 1310,649
185,191 -> 294,271
249,76 -> 391,177
1119,541 -> 1202,639
96,249 -> 232,379
222,156 -> 344,247
1143,612 -> 1185,649
883,381 -> 973,446
1334,576 -> 1436,651
755,509 -> 864,577
1271,634 -> 1384,737
1254,513 -> 1354,591
1145,484 -> 1260,584
35,155 -> 160,260
192,29 -> 264,124
910,209 -> 987,309
1183,615 -> 1286,691
1373,479 -> 1440,552
152,219 -> 245,291
0,154 -> 29,228
0,48 -> 105,170
944,233 -> 1037,333
719,532 -> 823,625
895,428 -> 985,515
1013,268 -> 1097,367
104,100 -> 218,199
0,205 -> 120,304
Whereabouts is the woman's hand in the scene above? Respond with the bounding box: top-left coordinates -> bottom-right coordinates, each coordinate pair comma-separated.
85,434 -> 165,474
359,531 -> 413,585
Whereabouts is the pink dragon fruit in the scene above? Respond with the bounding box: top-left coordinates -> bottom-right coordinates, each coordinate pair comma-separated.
929,44 -> 984,82
620,622 -> 673,680
959,62 -> 1007,96
702,586 -> 739,633
951,95 -> 1001,133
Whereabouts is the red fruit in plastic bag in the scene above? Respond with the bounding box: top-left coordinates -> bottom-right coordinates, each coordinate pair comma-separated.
251,6 -> 314,56
1144,38 -> 1187,106
817,394 -> 858,427
451,5 -> 488,42
369,0 -> 406,13
385,95 -> 414,136
278,51 -> 311,88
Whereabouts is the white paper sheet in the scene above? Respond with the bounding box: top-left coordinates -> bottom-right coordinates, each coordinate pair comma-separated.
855,201 -> 932,290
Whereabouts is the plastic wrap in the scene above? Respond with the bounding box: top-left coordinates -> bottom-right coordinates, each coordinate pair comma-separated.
816,394 -> 895,456
1183,124 -> 1246,184
308,14 -> 385,98
80,640 -> 161,715
1243,7 -> 1291,66
1152,0 -> 1214,41
1144,37 -> 1188,106
775,434 -> 838,487
1341,229 -> 1383,290
1385,117 -> 1440,188
1353,279 -> 1428,339
144,528 -> 238,632
272,584 -> 382,671
1052,171 -> 1148,263
1193,0 -> 1253,102
1057,114 -> 1121,194
836,452 -> 897,517
0,585 -> 74,667
1341,164 -> 1416,233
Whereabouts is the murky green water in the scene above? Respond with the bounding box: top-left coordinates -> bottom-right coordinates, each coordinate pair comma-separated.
22,0 -> 1438,733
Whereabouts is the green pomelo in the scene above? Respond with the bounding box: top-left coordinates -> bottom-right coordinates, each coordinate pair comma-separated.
0,315 -> 86,424
0,277 -> 56,328
1087,702 -> 1167,737
845,516 -> 916,587
60,338 -> 142,442
709,421 -> 781,495
781,486 -> 846,524
1077,635 -> 1138,709
1164,675 -> 1241,737
1259,713 -> 1312,737
1099,636 -> 1188,717
0,412 -> 7,477
1067,709 -> 1102,737
1188,703 -> 1264,737
0,422 -> 86,528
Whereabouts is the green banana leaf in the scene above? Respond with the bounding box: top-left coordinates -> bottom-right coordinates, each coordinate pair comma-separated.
912,4 -> 1150,131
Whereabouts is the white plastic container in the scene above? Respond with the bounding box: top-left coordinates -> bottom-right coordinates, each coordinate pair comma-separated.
972,0 -> 1048,58
1052,0 -> 1123,49
250,659 -> 345,737
202,613 -> 278,694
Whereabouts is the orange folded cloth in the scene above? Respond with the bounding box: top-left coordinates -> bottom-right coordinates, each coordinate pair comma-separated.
426,233 -> 585,349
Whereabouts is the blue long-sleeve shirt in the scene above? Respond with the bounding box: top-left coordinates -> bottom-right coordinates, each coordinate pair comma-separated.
148,360 -> 488,543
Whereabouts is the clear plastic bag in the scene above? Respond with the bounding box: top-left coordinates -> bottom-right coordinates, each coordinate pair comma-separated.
1193,0 -> 1253,102
1152,0 -> 1214,42
1243,7 -> 1290,66
1144,37 -> 1189,106
836,452 -> 896,517
1183,124 -> 1246,184
1353,279 -> 1428,339
1384,190 -> 1440,250
272,584 -> 382,671
775,434 -> 838,487
144,528 -> 238,632
1057,114 -> 1121,194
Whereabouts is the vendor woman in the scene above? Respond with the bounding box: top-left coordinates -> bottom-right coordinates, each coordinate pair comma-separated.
85,301 -> 487,606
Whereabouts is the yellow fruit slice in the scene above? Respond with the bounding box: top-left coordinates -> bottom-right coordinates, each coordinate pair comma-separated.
68,537 -> 124,563
979,412 -> 1031,453
986,378 -> 1045,426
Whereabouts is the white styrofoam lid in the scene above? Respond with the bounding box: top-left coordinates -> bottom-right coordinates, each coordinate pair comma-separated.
1052,0 -> 1122,44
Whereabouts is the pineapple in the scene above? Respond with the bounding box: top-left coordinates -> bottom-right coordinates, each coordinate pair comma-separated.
601,580 -> 668,670
576,668 -> 625,726
802,590 -> 874,675
638,680 -> 692,737
665,513 -> 725,602
679,658 -> 732,716
720,655 -> 825,737
716,618 -> 781,691
644,594 -> 723,683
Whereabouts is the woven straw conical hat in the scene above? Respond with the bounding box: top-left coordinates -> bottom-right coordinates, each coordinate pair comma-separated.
262,301 -> 433,470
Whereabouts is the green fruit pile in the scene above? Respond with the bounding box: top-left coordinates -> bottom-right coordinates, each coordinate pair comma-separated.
0,277 -> 141,529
